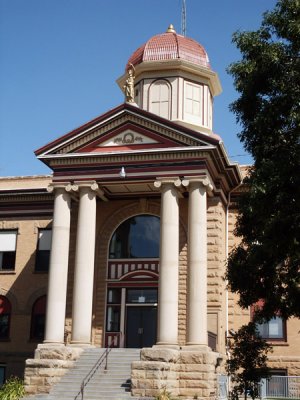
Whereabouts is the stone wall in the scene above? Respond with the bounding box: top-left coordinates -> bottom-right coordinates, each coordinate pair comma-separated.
24,345 -> 83,395
131,346 -> 220,399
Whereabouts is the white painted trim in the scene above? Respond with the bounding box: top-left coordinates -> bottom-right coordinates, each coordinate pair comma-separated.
37,145 -> 217,160
39,108 -> 219,157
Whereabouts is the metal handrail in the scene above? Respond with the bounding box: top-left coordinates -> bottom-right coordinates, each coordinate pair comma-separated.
74,346 -> 112,400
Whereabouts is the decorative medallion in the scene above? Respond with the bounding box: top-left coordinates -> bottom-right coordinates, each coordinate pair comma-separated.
99,130 -> 158,147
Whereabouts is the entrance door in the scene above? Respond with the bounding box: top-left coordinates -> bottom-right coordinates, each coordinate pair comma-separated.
126,306 -> 157,348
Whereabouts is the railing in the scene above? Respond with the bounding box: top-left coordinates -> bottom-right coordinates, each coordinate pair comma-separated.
260,376 -> 300,399
217,375 -> 300,400
74,347 -> 112,400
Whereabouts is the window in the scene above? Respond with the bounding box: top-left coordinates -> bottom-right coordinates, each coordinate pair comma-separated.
0,231 -> 17,271
127,289 -> 158,304
0,365 -> 5,386
256,316 -> 285,340
0,296 -> 11,340
30,296 -> 46,340
149,80 -> 170,119
185,82 -> 202,117
109,215 -> 160,259
106,289 -> 121,332
252,301 -> 286,340
35,229 -> 52,272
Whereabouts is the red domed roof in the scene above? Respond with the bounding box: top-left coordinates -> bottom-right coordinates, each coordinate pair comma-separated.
126,25 -> 210,71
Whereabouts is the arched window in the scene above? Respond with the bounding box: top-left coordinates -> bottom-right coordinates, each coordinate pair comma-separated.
149,80 -> 170,119
0,296 -> 11,340
30,296 -> 46,341
109,215 -> 160,259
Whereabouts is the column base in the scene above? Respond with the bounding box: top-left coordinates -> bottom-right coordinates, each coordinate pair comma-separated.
131,346 -> 221,399
42,340 -> 65,346
154,343 -> 180,349
69,341 -> 95,348
184,343 -> 210,350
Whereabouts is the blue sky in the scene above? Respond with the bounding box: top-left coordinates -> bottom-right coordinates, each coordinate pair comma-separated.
0,0 -> 276,177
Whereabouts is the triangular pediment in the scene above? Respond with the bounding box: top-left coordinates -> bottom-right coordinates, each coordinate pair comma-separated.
76,123 -> 183,153
35,103 -> 219,158
35,103 -> 242,197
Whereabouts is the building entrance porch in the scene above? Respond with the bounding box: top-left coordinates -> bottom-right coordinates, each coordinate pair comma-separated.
105,287 -> 158,348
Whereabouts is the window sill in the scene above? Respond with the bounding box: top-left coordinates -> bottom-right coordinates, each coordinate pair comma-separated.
0,271 -> 15,275
267,341 -> 288,346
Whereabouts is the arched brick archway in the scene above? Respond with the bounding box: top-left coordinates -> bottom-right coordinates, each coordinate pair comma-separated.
92,199 -> 188,347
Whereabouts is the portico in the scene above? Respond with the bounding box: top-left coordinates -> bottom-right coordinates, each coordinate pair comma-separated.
43,173 -> 215,350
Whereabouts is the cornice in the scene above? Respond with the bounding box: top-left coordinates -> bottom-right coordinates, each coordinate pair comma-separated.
0,193 -> 53,202
117,59 -> 222,96
45,147 -> 215,166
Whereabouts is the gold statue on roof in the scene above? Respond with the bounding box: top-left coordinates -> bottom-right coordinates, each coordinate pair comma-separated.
123,63 -> 135,103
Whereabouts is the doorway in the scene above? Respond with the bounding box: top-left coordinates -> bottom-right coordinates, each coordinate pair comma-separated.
126,306 -> 157,348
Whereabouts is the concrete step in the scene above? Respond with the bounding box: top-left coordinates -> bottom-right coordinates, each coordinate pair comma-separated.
32,348 -> 142,400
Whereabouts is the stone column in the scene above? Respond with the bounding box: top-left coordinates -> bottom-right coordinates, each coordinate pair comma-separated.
44,185 -> 71,344
154,178 -> 181,345
71,182 -> 98,345
183,177 -> 212,346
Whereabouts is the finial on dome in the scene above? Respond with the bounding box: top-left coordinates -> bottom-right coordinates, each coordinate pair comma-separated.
166,24 -> 176,33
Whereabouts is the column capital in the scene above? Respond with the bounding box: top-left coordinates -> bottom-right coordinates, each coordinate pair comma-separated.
182,175 -> 214,194
47,182 -> 72,193
154,177 -> 182,189
72,181 -> 108,201
72,180 -> 98,190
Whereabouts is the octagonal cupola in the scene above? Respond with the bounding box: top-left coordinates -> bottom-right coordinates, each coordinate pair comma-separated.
117,25 -> 222,135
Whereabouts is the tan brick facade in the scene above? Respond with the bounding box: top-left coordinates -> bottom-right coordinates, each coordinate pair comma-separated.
1,174 -> 299,396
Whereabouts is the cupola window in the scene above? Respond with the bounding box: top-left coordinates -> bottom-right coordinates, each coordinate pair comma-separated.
149,80 -> 170,119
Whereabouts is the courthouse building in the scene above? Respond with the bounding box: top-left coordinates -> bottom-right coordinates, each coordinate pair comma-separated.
0,25 -> 299,398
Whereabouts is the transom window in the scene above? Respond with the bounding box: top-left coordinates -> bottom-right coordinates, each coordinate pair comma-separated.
127,289 -> 158,304
109,215 -> 160,259
0,230 -> 17,271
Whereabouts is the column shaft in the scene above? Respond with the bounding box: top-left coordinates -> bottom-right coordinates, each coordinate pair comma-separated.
71,187 -> 97,344
187,182 -> 208,345
44,188 -> 71,344
157,182 -> 179,345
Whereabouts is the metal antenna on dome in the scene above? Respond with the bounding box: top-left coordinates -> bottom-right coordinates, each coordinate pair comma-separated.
181,0 -> 187,36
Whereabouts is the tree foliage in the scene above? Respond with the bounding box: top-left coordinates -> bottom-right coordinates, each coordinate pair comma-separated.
227,0 -> 300,320
226,323 -> 271,400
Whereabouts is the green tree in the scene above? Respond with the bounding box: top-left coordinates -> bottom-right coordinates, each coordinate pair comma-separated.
226,323 -> 271,400
0,377 -> 25,400
226,0 -> 300,321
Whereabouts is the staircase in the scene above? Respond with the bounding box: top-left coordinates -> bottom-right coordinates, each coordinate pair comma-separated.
28,348 -> 141,400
